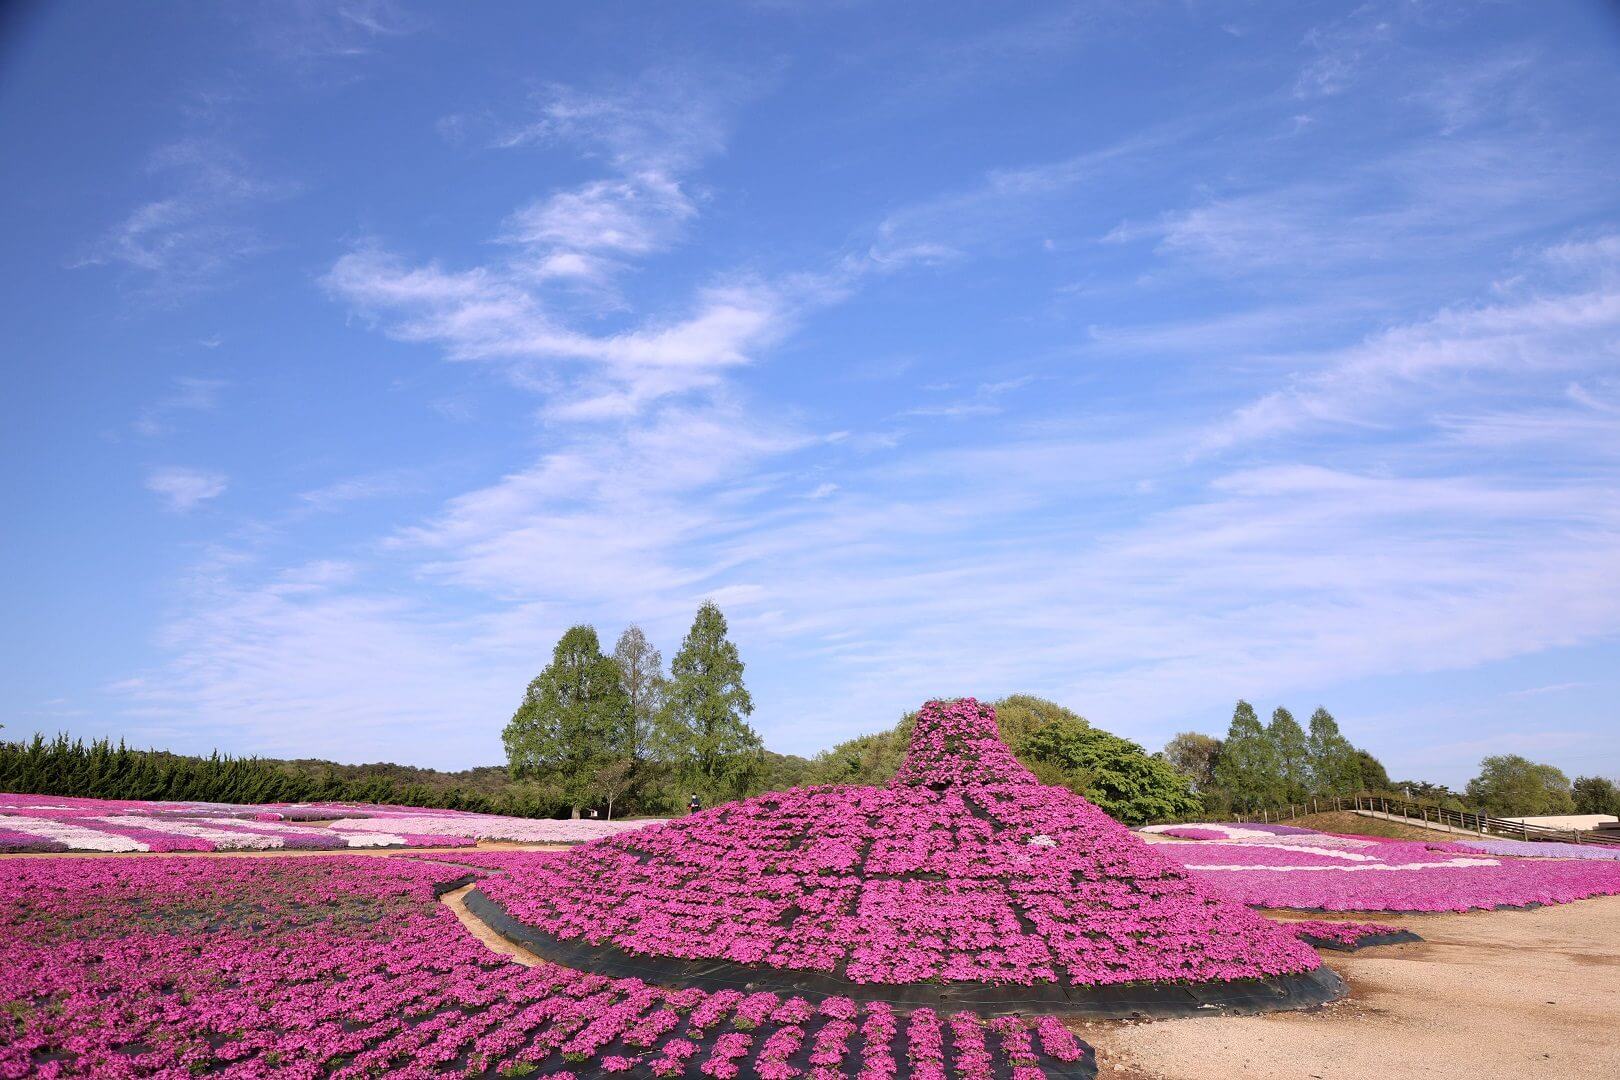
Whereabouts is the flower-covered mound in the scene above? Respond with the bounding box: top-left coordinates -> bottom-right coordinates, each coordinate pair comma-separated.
1143,822 -> 1620,912
0,792 -> 659,853
478,700 -> 1326,996
0,854 -> 1096,1078
1280,920 -> 1419,951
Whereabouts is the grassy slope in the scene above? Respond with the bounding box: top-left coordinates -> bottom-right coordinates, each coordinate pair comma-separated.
1281,810 -> 1455,842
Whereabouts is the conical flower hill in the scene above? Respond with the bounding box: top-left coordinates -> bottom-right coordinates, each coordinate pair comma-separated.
475,699 -> 1339,1014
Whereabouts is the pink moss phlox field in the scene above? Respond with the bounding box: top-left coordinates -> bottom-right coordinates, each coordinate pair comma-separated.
1149,823 -> 1620,911
0,853 -> 1096,1078
479,698 -> 1322,990
1281,919 -> 1404,946
0,792 -> 661,853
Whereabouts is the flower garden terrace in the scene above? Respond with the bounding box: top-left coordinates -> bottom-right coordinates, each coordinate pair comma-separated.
0,854 -> 1098,1078
467,699 -> 1343,1018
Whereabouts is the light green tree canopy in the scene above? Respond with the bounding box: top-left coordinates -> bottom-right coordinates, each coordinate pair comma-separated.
1162,731 -> 1222,793
1466,755 -> 1575,817
612,624 -> 666,761
656,601 -> 763,799
502,625 -> 633,816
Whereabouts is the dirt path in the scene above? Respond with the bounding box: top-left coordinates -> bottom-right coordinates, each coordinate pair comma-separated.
1088,895 -> 1620,1080
441,883 -> 542,967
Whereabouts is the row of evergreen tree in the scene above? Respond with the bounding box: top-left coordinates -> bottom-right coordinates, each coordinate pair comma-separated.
1162,701 -> 1386,813
0,732 -> 557,816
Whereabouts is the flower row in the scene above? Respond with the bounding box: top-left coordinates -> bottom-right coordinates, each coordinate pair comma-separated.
0,853 -> 1096,1078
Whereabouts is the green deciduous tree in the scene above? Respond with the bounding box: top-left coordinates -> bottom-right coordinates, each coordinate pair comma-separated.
1267,707 -> 1310,802
1354,747 -> 1392,794
1214,700 -> 1282,811
1573,775 -> 1620,816
656,602 -> 763,801
1016,717 -> 1199,824
1306,707 -> 1362,796
503,625 -> 633,817
612,624 -> 667,762
803,718 -> 914,787
1465,755 -> 1576,817
1162,732 -> 1222,794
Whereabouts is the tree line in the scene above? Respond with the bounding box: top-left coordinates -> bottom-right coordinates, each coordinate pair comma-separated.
1159,700 -> 1620,820
0,732 -> 560,816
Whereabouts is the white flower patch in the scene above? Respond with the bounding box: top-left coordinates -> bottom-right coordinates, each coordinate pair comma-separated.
91,816 -> 284,850
2,815 -> 149,852
1185,858 -> 1501,872
326,814 -> 655,843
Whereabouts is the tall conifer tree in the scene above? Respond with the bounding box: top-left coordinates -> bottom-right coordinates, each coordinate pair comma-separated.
1267,707 -> 1310,802
656,601 -> 763,800
1213,700 -> 1282,810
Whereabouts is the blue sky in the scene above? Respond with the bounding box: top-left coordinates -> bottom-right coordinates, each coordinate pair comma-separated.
4,1 -> 1619,787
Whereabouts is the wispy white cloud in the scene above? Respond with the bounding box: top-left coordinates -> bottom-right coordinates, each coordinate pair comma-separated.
247,0 -> 420,65
145,467 -> 228,512
75,139 -> 295,300
1198,246 -> 1620,452
1508,682 -> 1591,698
297,469 -> 425,511
134,376 -> 226,437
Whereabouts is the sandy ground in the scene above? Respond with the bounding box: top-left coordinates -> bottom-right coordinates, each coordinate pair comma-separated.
1086,895 -> 1620,1080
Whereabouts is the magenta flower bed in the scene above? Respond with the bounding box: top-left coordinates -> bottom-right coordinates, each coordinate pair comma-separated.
1281,919 -> 1408,947
0,854 -> 1096,1078
480,699 -> 1323,991
1157,835 -> 1620,911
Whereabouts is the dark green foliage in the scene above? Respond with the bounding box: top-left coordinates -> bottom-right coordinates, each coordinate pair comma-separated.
1267,708 -> 1310,802
1394,779 -> 1456,802
1573,775 -> 1620,816
1306,707 -> 1363,796
1353,747 -> 1392,793
1466,755 -> 1576,816
0,732 -> 567,817
1015,717 -> 1200,824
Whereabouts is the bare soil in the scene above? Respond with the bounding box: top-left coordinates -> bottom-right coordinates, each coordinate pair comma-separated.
441,883 -> 540,967
1085,895 -> 1620,1079
1280,810 -> 1453,842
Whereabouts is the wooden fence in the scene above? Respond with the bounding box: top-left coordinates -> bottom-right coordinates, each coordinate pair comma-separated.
1230,794 -> 1620,847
